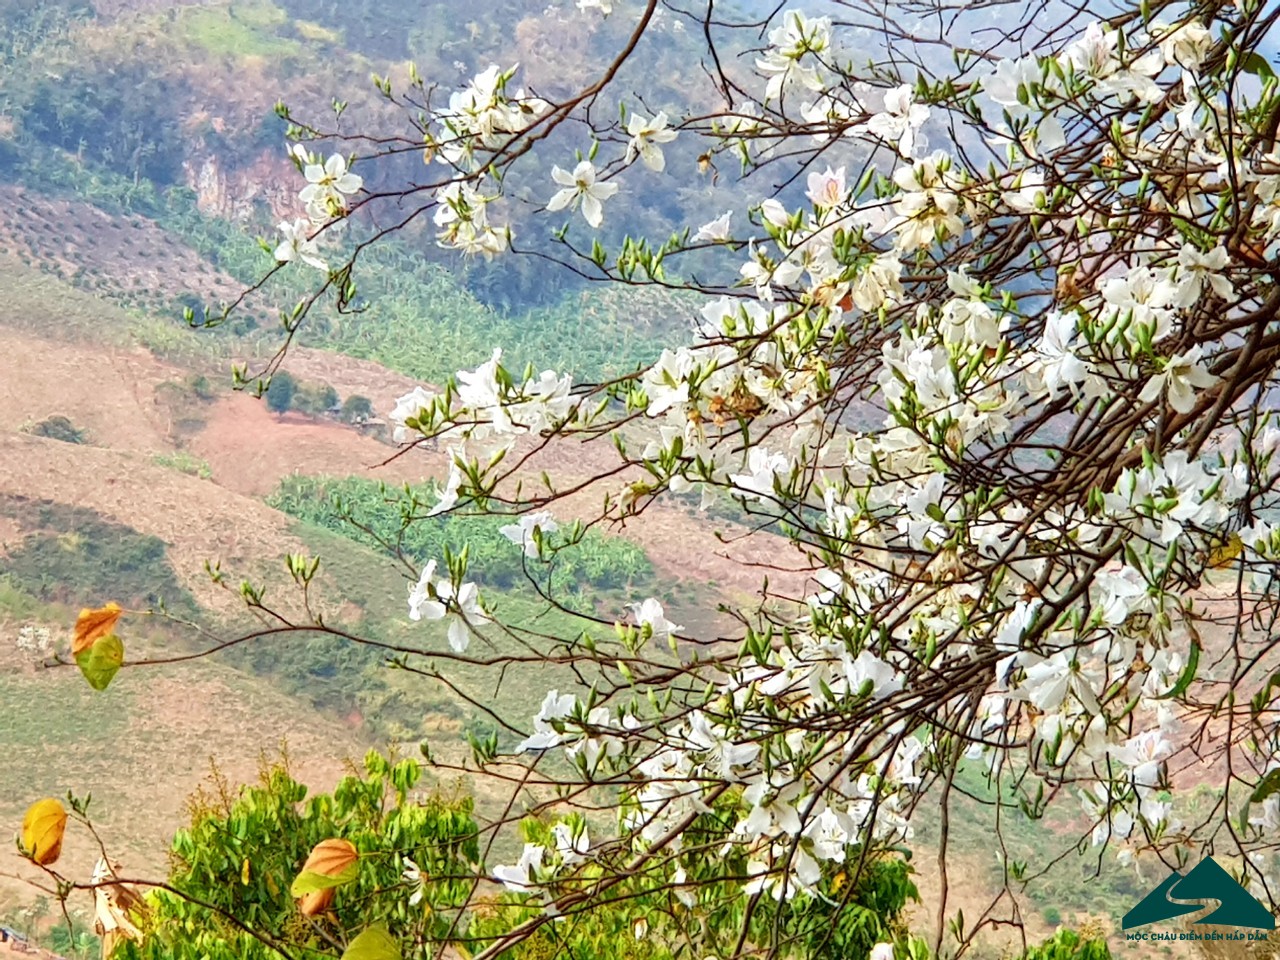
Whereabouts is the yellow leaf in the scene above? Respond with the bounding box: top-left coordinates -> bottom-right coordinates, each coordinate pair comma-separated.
22,798 -> 67,866
1208,533 -> 1244,569
241,858 -> 251,886
73,603 -> 123,656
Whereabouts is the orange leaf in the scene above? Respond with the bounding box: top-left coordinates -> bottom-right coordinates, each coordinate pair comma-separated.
22,798 -> 68,866
73,603 -> 123,656
298,887 -> 335,916
301,838 -> 358,879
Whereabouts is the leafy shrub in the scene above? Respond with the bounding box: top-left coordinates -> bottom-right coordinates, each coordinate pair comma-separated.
118,752 -> 481,960
340,394 -> 374,423
290,380 -> 339,415
27,414 -> 87,444
264,370 -> 296,414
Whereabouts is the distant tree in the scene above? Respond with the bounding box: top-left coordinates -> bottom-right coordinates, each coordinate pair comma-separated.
264,371 -> 296,415
340,394 -> 374,423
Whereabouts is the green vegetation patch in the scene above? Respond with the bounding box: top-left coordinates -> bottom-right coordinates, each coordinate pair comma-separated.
0,495 -> 196,614
171,1 -> 301,59
267,473 -> 656,599
150,451 -> 213,479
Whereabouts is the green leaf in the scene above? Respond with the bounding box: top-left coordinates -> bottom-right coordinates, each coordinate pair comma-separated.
290,866 -> 357,895
341,925 -> 402,960
1157,640 -> 1199,700
75,634 -> 123,691
1242,52 -> 1277,81
1252,769 -> 1280,805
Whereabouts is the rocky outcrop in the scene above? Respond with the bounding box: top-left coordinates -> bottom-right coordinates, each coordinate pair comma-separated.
183,148 -> 298,222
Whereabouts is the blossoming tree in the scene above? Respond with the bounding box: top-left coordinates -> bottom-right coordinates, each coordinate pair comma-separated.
23,0 -> 1280,957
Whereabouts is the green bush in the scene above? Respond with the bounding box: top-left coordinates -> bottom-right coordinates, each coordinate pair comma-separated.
340,394 -> 374,423
118,752 -> 481,960
27,414 -> 87,444
151,451 -> 213,479
290,380 -> 339,415
265,370 -> 296,414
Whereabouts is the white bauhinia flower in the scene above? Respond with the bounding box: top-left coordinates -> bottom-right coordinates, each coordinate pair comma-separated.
428,459 -> 464,517
546,160 -> 619,228
499,511 -> 559,558
625,112 -> 678,172
805,166 -> 848,210
628,597 -> 682,640
642,347 -> 694,416
1034,309 -> 1089,397
388,386 -> 439,442
843,650 -> 903,700
756,11 -> 832,101
578,0 -> 611,13
436,579 -> 489,653
493,843 -> 546,892
1174,243 -> 1235,305
1138,345 -> 1219,414
402,857 -> 426,906
408,560 -> 446,622
871,945 -> 895,960
694,211 -> 733,242
273,219 -> 327,271
299,154 -> 362,220
552,822 -> 590,865
729,447 -> 791,502
865,84 -> 930,157
517,690 -> 578,753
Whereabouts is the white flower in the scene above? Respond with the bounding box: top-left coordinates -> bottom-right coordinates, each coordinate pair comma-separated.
1019,651 -> 1100,714
844,651 -> 903,700
493,843 -> 546,892
273,219 -> 327,271
1034,309 -> 1089,398
625,112 -> 678,172
408,560 -> 446,622
805,166 -> 848,210
730,447 -> 791,502
1138,345 -> 1219,415
694,211 -> 733,242
402,857 -> 425,906
388,386 -> 438,443
436,579 -> 489,653
1174,244 -> 1235,305
871,944 -> 895,960
547,160 -> 619,228
1111,729 -> 1173,792
866,84 -> 930,157
553,821 -> 590,865
299,154 -> 362,220
427,459 -> 464,517
517,690 -> 578,752
628,597 -> 682,640
499,511 -> 559,558
756,11 -> 832,101
578,0 -> 611,13
1156,18 -> 1212,72
642,348 -> 694,416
